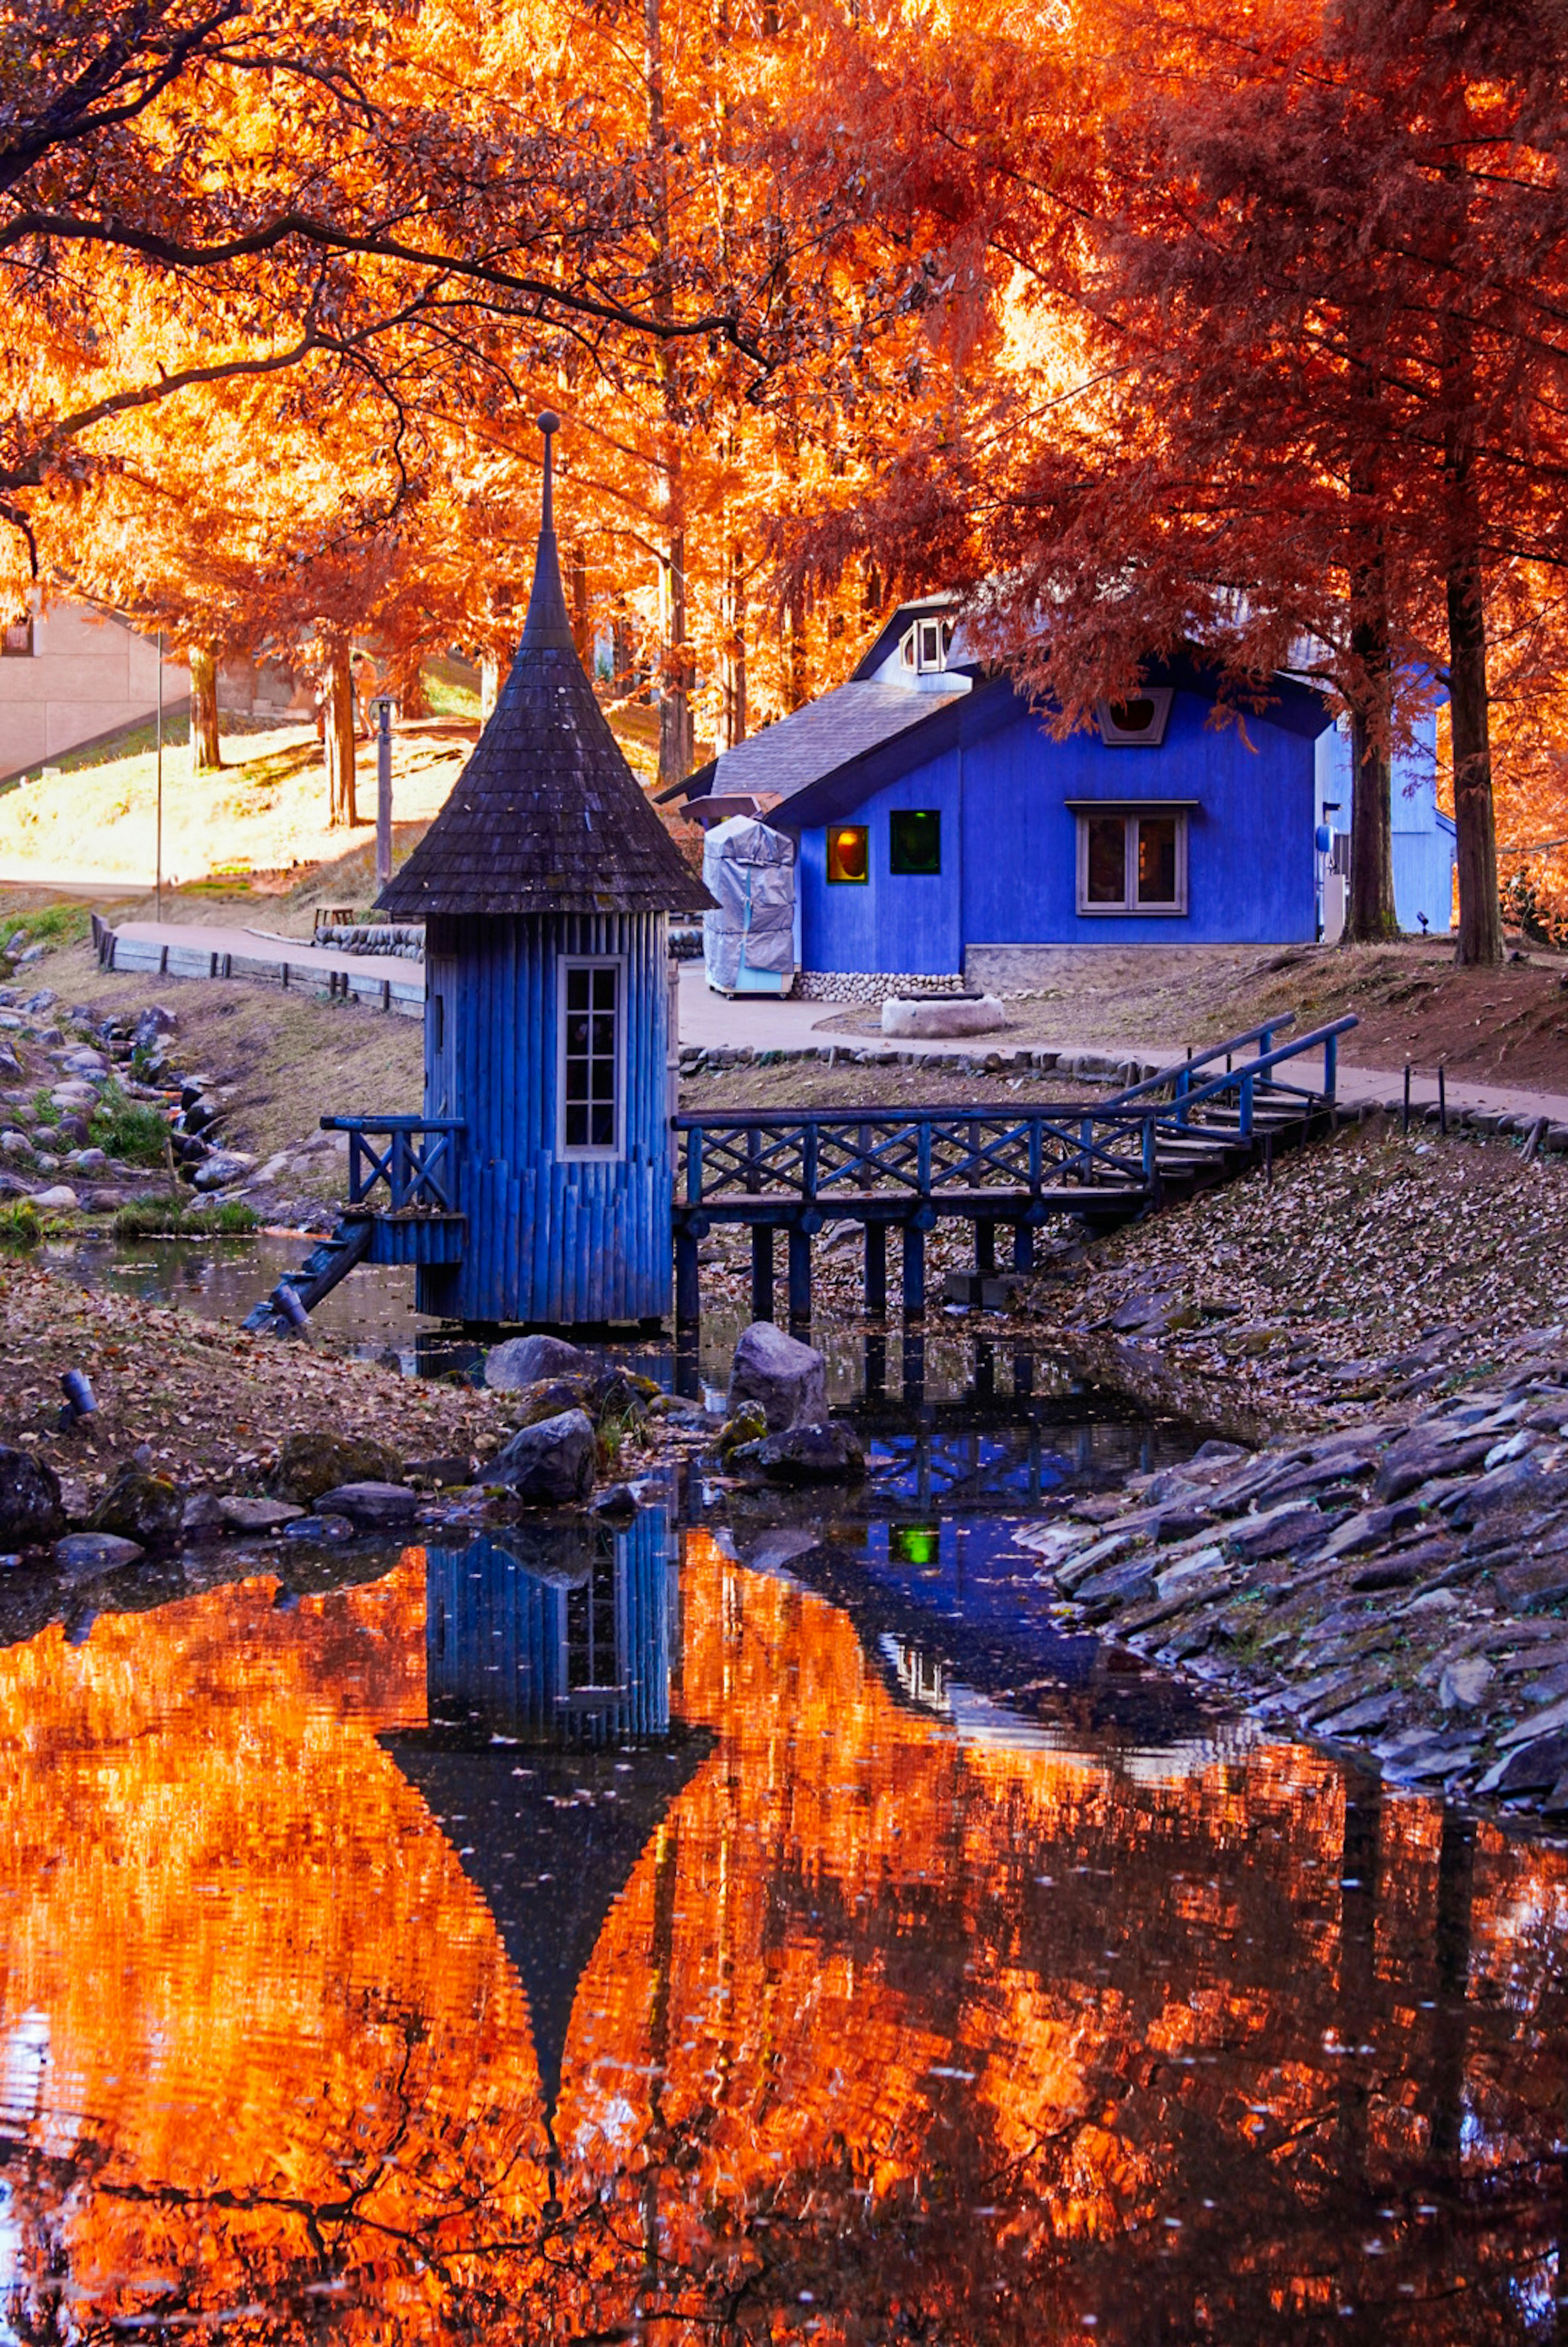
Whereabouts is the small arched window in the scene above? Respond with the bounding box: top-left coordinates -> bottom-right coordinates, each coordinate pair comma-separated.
1096,687 -> 1174,746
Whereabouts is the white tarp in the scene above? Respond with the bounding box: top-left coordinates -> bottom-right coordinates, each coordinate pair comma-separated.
701,816 -> 796,991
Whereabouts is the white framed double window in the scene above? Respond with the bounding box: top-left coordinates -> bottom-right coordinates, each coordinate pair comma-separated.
557,957 -> 625,1158
1074,808 -> 1189,916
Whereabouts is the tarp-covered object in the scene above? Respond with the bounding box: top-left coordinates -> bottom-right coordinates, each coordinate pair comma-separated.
702,816 -> 796,993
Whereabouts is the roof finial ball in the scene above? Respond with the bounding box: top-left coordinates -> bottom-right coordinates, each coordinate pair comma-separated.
372,403 -> 710,1327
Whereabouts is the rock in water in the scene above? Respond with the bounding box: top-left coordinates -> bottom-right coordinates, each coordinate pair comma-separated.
488,1409 -> 598,1504
728,1321 -> 828,1432
90,1464 -> 182,1546
0,1446 -> 65,1549
271,1432 -> 403,1505
217,1496 -> 306,1533
483,1333 -> 590,1390
314,1481 -> 418,1527
752,1420 -> 866,1484
55,1531 -> 144,1577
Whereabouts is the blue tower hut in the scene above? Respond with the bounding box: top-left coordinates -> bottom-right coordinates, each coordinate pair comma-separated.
375,414 -> 709,1326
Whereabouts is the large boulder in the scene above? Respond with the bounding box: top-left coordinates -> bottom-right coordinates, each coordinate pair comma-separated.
751,1420 -> 866,1485
90,1464 -> 182,1546
728,1321 -> 828,1432
0,1446 -> 65,1550
484,1334 -> 590,1390
271,1431 -> 403,1506
488,1409 -> 597,1505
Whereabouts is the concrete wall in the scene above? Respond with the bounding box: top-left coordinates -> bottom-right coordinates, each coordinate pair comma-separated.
0,601 -> 189,781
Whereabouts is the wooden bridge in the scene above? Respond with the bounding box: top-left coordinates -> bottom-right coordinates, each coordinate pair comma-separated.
242,1011 -> 1354,1336
671,1013 -> 1356,1327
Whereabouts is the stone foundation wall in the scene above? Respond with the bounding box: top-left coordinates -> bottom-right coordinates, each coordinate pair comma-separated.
794,969 -> 965,1005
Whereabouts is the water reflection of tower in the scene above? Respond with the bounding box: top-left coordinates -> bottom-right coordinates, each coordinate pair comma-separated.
388,1510 -> 706,2149
424,1511 -> 678,1745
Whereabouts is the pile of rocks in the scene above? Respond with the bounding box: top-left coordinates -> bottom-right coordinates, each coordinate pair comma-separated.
314,922 -> 424,962
1022,1353 -> 1568,1817
0,992 -> 185,1212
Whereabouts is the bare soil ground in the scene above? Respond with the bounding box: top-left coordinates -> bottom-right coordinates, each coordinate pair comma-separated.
820,938 -> 1568,1091
0,1260 -> 515,1497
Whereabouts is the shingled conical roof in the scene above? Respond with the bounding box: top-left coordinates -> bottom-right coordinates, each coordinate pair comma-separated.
378,415 -> 709,919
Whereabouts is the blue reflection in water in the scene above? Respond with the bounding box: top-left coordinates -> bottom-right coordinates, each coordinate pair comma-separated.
425,1511 -> 677,1746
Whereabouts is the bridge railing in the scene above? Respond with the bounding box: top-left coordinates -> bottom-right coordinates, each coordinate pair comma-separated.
321,1115 -> 466,1213
673,1104 -> 1158,1210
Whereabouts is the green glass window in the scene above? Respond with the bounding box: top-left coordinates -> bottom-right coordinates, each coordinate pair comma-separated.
889,810 -> 941,875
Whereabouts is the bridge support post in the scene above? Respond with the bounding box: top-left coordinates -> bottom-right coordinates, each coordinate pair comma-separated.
675,1229 -> 701,1328
751,1225 -> 775,1324
976,1218 -> 996,1273
864,1222 -> 886,1317
1013,1223 -> 1034,1273
902,1225 -> 926,1317
787,1227 -> 812,1330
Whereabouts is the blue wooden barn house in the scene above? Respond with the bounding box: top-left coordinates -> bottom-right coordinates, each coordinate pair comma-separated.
374,415 -> 709,1326
662,596 -> 1455,989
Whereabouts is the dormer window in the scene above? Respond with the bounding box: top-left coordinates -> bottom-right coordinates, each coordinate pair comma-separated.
1096,687 -> 1174,746
899,617 -> 953,674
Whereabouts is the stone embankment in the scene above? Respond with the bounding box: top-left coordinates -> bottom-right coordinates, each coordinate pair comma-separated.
1026,1359 -> 1568,1820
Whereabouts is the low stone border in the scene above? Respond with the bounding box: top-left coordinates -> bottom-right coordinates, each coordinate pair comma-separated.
679,1039 -> 1162,1080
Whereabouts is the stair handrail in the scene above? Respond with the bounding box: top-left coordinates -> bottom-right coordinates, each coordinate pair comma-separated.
1156,1013 -> 1358,1132
1101,1013 -> 1298,1109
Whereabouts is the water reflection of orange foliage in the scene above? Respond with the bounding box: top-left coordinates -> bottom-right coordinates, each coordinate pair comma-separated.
0,1533 -> 1564,2342
0,1558 -> 548,2333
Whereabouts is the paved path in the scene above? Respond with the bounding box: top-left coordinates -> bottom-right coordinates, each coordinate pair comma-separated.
111,918 -> 424,989
94,920 -> 1568,1126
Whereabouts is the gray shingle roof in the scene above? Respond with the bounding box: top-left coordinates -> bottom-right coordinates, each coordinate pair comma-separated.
683,678 -> 965,810
378,429 -> 709,920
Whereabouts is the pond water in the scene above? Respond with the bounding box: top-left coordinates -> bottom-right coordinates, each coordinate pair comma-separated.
47,1232 -> 1126,1405
1,1443 -> 1566,2341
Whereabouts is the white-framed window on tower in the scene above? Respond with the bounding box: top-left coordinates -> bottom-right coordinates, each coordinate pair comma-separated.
557,958 -> 625,1158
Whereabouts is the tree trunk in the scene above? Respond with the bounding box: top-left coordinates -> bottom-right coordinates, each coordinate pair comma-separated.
398,661 -> 428,721
189,645 -> 221,774
1343,546 -> 1399,944
719,534 -> 747,752
480,654 -> 500,721
658,532 -> 695,783
646,0 -> 695,789
785,589 -> 808,712
322,636 -> 357,828
1448,522 -> 1502,965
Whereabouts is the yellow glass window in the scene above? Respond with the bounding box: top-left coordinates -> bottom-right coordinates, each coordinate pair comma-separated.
826,825 -> 869,883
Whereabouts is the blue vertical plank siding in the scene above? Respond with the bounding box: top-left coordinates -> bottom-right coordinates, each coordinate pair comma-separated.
784,673 -> 1331,972
415,909 -> 673,1325
424,1509 -> 672,1746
